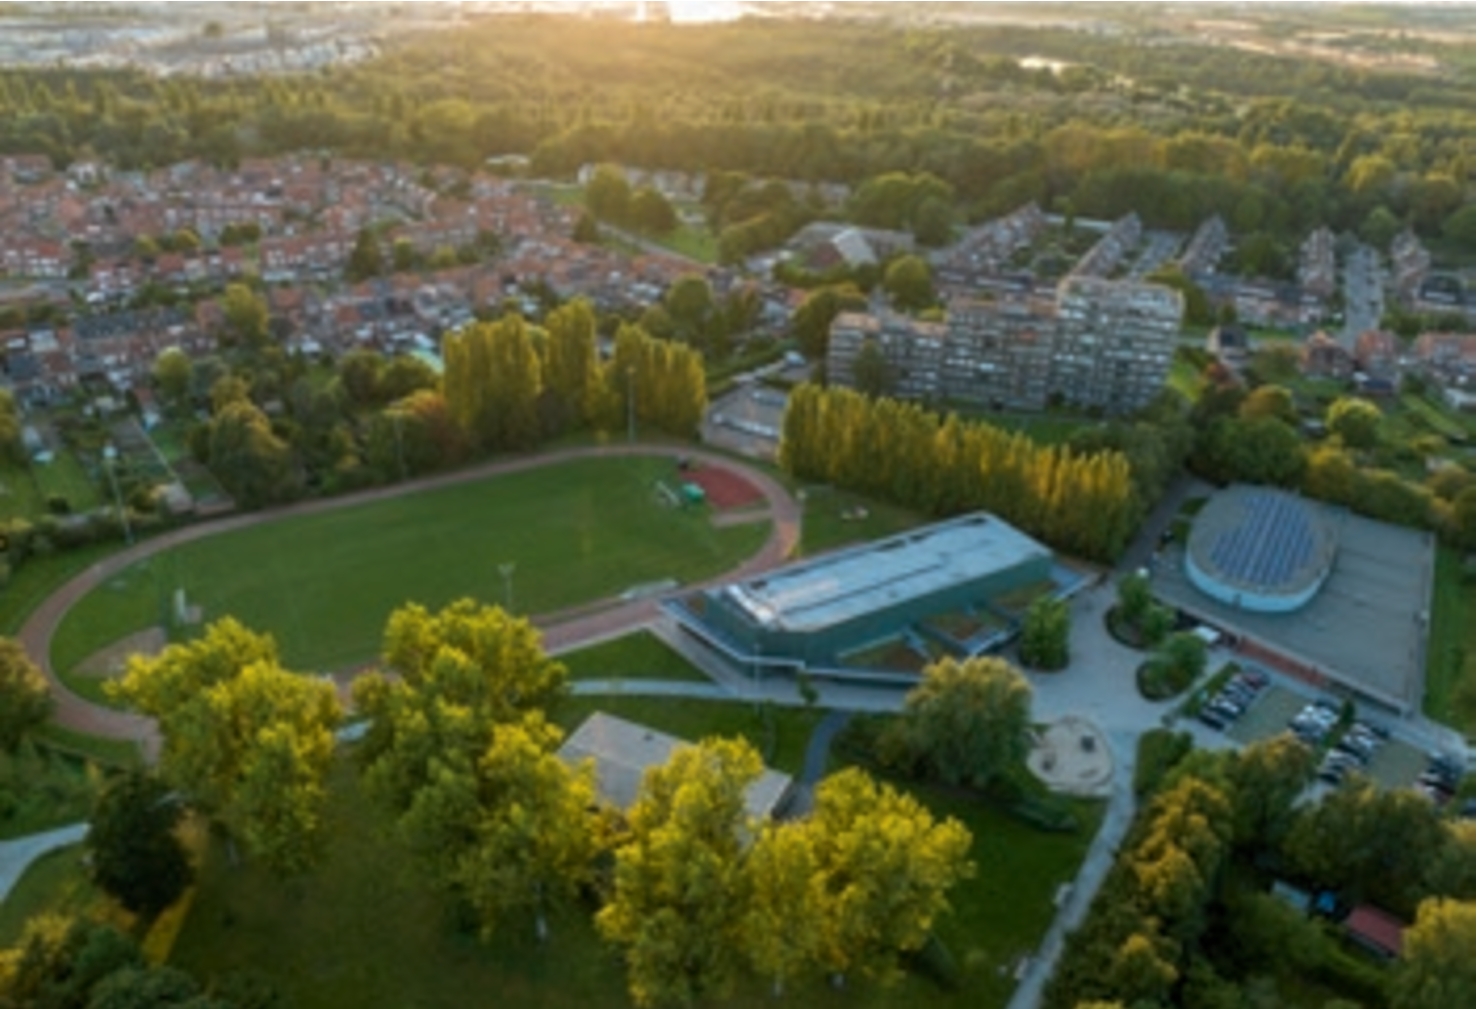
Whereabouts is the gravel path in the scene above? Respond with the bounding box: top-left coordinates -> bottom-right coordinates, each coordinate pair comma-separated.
16,444 -> 799,754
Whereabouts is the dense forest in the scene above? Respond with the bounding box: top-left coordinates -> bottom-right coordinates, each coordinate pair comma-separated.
0,12 -> 1471,257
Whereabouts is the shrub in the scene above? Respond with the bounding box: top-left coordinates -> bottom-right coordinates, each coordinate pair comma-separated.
1135,729 -> 1194,798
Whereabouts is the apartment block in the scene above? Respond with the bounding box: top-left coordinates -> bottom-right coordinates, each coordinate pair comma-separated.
828,277 -> 1183,415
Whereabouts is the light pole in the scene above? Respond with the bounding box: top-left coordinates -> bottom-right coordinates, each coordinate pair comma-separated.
102,444 -> 133,545
626,365 -> 636,444
498,562 -> 516,612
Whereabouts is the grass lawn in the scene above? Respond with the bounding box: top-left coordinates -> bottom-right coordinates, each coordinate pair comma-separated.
170,743 -> 1101,1009
556,631 -> 709,684
0,461 -> 44,521
1424,547 -> 1475,737
52,456 -> 768,685
32,451 -> 102,513
0,845 -> 109,948
1167,354 -> 1205,404
648,221 -> 718,264
0,540 -> 125,635
799,486 -> 926,557
33,724 -> 145,770
0,746 -> 101,841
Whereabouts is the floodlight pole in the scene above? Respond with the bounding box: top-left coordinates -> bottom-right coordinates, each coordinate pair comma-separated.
498,562 -> 516,612
103,444 -> 133,545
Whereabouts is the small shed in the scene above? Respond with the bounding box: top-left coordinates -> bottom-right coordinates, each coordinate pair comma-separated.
1343,904 -> 1406,959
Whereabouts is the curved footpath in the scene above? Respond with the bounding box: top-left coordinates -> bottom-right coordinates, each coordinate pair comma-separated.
17,443 -> 800,750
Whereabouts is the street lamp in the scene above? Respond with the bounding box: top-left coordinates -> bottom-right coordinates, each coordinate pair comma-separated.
498,562 -> 516,612
102,444 -> 133,545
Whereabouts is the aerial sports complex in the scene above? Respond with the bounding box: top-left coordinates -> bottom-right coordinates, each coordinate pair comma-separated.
665,512 -> 1086,682
1154,484 -> 1436,715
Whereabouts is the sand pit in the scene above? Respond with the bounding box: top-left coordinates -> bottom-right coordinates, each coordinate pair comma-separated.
76,626 -> 168,678
1028,716 -> 1114,797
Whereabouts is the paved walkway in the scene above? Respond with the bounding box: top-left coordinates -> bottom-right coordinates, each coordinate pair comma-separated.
16,444 -> 800,754
0,823 -> 87,902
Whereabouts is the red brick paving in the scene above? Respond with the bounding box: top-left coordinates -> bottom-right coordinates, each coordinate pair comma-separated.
18,444 -> 800,757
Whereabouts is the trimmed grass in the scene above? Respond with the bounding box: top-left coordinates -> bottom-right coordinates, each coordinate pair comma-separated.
0,540 -> 125,635
0,461 -> 45,521
0,845 -> 105,948
32,451 -> 102,513
52,456 -> 769,682
33,724 -> 144,770
799,486 -> 926,557
647,221 -> 718,264
170,742 -> 1102,1009
0,746 -> 100,841
556,631 -> 710,684
1424,547 -> 1475,737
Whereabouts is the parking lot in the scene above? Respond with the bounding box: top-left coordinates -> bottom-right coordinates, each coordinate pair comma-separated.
1226,685 -> 1305,744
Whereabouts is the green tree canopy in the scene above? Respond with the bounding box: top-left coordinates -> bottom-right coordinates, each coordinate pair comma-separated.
1392,898 -> 1476,1009
597,737 -> 762,1008
87,771 -> 192,920
0,637 -> 51,752
585,163 -> 631,224
882,254 -> 934,312
109,618 -> 342,876
901,656 -> 1033,790
1325,396 -> 1382,450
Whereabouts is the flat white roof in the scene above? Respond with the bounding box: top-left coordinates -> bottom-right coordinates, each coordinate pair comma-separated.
724,512 -> 1049,633
557,712 -> 793,820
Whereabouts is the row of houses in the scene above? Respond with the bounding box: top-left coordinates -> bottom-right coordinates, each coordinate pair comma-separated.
828,276 -> 1184,415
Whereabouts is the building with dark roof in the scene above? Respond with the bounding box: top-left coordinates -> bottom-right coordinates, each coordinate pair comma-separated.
666,513 -> 1076,681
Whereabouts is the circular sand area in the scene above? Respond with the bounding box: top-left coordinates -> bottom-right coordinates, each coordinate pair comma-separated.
1027,716 -> 1113,797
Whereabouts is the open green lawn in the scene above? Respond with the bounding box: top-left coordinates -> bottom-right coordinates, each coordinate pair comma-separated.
1424,547 -> 1475,737
0,845 -> 103,949
648,221 -> 718,264
32,452 -> 102,513
799,486 -> 927,557
0,461 -> 44,521
169,740 -> 1101,1009
556,631 -> 709,684
0,540 -> 124,635
52,456 -> 768,685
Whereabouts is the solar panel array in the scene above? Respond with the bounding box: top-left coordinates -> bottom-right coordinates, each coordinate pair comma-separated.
1208,492 -> 1319,589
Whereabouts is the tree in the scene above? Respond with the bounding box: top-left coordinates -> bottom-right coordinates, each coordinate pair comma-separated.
1019,596 -> 1071,671
109,618 -> 341,876
790,284 -> 865,359
585,163 -> 631,224
392,236 -> 417,274
1238,384 -> 1296,424
1116,572 -> 1154,628
912,195 -> 954,247
220,283 -> 269,348
1159,632 -> 1207,684
0,637 -> 51,752
629,186 -> 677,235
883,254 -> 934,312
807,767 -> 974,983
740,822 -> 823,996
0,390 -> 19,464
1326,396 -> 1381,450
346,226 -> 383,281
383,711 -> 600,941
597,738 -> 762,1008
337,348 -> 385,410
207,401 -> 296,508
900,656 -> 1033,790
851,337 -> 894,398
663,274 -> 715,346
1392,898 -> 1475,1009
572,210 -> 600,244
1225,735 -> 1314,851
87,771 -> 192,920
151,348 -> 192,408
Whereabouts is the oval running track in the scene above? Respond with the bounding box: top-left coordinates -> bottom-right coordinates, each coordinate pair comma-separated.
17,444 -> 800,755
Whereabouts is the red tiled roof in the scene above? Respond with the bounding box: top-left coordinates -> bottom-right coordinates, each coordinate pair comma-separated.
1344,905 -> 1405,956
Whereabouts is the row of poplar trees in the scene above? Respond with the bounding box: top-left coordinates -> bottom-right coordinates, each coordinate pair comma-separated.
441,299 -> 707,452
780,384 -> 1139,562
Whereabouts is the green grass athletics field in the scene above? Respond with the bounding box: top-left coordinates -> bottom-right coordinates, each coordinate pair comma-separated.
52,456 -> 768,685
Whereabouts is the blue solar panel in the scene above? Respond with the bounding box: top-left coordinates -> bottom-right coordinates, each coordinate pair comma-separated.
1209,493 -> 1315,588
